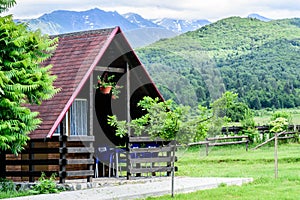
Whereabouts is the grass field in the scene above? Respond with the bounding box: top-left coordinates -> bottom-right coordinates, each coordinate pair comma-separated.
254,108 -> 300,125
146,143 -> 300,200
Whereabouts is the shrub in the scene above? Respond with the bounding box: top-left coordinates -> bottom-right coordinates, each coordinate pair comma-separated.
269,117 -> 289,133
30,173 -> 60,194
0,178 -> 15,193
270,111 -> 292,123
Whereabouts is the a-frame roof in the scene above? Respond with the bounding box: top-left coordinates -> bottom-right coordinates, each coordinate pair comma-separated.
29,27 -> 155,139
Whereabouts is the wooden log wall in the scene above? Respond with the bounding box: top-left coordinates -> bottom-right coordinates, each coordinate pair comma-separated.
0,135 -> 94,183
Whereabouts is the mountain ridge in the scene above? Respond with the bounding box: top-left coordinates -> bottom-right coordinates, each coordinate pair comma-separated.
135,16 -> 300,109
15,8 -> 212,47
15,8 -> 276,48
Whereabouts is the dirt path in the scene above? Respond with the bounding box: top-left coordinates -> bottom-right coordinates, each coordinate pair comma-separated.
7,177 -> 253,200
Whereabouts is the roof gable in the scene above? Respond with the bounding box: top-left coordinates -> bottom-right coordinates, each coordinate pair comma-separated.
29,27 -> 119,139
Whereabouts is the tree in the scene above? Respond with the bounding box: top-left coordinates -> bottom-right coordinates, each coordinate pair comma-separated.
108,96 -> 225,144
0,14 -> 59,154
0,0 -> 16,13
210,91 -> 250,122
108,97 -> 182,141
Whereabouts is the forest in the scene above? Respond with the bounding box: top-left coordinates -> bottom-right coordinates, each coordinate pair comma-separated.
136,17 -> 300,109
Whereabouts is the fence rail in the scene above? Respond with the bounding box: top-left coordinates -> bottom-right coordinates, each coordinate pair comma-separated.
188,135 -> 249,156
126,138 -> 176,179
221,125 -> 300,135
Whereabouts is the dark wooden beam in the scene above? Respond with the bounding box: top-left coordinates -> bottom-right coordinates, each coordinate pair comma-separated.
6,159 -> 60,165
0,152 -> 6,178
95,66 -> 125,73
5,171 -> 58,177
29,141 -> 34,182
59,135 -> 95,142
59,121 -> 66,184
129,167 -> 173,174
129,136 -> 166,142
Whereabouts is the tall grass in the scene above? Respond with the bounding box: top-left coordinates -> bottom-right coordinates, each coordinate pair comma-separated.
146,143 -> 300,199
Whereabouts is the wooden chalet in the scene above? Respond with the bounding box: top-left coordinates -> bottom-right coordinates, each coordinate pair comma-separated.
0,27 -> 176,183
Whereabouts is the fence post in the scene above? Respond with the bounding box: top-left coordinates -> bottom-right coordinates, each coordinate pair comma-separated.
205,139 -> 209,156
274,132 -> 278,179
171,140 -> 176,198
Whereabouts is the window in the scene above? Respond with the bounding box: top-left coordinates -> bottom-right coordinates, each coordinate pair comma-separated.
70,99 -> 88,136
53,111 -> 69,136
53,123 -> 61,135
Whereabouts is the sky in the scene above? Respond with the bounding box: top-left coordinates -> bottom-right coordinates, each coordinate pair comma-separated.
4,0 -> 300,21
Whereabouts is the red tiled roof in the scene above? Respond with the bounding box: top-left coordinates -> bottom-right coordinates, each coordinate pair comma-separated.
29,27 -> 119,139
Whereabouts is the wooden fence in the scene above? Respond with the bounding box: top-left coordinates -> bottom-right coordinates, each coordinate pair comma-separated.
188,125 -> 299,156
188,135 -> 249,156
221,125 -> 300,135
126,137 -> 176,179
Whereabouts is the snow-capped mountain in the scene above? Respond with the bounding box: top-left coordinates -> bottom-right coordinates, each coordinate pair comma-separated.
17,8 -> 139,34
15,8 -> 211,47
151,18 -> 211,33
122,13 -> 160,28
247,13 -> 272,22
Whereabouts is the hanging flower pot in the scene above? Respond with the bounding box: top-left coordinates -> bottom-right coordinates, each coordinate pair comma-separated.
99,86 -> 112,94
95,73 -> 122,98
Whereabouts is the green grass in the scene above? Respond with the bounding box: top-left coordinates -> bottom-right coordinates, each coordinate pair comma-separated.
254,108 -> 300,125
146,143 -> 300,199
0,191 -> 32,199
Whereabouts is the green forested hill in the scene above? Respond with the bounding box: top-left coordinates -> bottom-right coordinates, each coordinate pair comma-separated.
136,17 -> 300,109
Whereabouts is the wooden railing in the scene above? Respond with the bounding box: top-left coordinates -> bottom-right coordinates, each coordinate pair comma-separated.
126,137 -> 177,179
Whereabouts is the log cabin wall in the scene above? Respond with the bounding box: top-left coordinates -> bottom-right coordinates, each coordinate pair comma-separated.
2,136 -> 94,183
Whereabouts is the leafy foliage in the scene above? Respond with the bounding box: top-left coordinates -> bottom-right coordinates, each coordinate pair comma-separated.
0,15 -> 59,154
96,74 -> 116,88
108,97 -> 182,141
269,117 -> 289,133
176,105 -> 209,143
108,94 -> 242,144
95,74 -> 123,98
210,91 -> 250,122
270,111 -> 292,123
0,0 -> 16,13
240,110 -> 260,143
30,173 -> 60,194
136,17 -> 300,109
0,178 -> 15,193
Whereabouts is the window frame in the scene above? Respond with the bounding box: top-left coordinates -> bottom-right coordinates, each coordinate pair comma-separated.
53,98 -> 88,136
70,98 -> 88,136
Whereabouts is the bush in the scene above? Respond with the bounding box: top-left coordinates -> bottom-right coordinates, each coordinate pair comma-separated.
269,117 -> 289,133
0,178 -> 15,193
270,111 -> 292,123
30,173 -> 60,194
